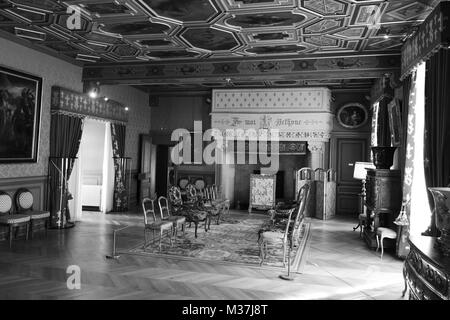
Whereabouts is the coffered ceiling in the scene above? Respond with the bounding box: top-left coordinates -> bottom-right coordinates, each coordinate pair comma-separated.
0,0 -> 440,91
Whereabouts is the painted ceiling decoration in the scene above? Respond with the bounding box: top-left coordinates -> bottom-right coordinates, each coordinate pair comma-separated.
0,0 -> 440,91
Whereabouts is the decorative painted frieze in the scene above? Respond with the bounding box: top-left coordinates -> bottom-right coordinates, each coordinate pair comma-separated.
212,88 -> 331,113
211,112 -> 333,141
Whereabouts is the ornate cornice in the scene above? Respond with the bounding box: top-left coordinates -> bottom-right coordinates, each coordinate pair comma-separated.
82,54 -> 400,86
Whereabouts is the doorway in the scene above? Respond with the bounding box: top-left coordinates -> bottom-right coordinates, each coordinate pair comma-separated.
68,118 -> 115,221
332,134 -> 370,216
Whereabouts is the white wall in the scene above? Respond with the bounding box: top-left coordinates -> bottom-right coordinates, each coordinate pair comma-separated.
0,37 -> 83,178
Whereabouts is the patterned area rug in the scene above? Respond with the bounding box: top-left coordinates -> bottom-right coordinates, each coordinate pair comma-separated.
126,213 -> 308,269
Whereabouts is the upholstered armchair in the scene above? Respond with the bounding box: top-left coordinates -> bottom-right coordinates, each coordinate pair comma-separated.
142,197 -> 173,252
0,191 -> 31,248
14,188 -> 50,238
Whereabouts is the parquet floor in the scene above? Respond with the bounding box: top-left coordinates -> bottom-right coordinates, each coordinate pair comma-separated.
0,210 -> 406,300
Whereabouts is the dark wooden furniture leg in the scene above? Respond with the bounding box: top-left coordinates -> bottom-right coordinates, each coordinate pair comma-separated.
9,225 -> 13,249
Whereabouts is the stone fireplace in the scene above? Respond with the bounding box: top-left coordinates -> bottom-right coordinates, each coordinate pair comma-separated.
210,88 -> 334,207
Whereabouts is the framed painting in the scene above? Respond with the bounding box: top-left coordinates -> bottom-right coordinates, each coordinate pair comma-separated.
336,103 -> 369,129
249,173 -> 276,213
388,98 -> 402,147
0,66 -> 42,163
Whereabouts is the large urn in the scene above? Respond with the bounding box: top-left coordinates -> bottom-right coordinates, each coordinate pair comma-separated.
371,146 -> 397,169
428,187 -> 450,256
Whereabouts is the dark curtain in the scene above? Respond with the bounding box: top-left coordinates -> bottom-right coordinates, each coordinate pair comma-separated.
111,123 -> 128,211
376,97 -> 392,147
399,75 -> 411,182
49,113 -> 84,226
423,49 -> 450,236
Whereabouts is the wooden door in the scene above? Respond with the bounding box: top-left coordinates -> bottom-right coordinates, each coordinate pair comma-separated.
334,137 -> 369,215
138,134 -> 152,203
155,145 -> 169,197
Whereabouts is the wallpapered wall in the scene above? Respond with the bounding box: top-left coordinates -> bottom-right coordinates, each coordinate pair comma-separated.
0,37 -> 151,179
100,85 -> 151,171
0,37 -> 83,179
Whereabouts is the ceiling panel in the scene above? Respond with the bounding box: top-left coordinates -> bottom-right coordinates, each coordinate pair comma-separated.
0,0 -> 438,65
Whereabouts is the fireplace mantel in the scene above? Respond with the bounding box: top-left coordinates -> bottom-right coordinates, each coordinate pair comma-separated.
211,88 -> 333,143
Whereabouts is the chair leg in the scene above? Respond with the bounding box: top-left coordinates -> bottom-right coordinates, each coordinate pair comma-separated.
282,243 -> 287,268
173,224 -> 177,244
380,236 -> 384,260
26,222 -> 29,241
144,229 -> 147,251
376,234 -> 380,252
259,241 -> 264,266
9,225 -> 13,249
194,223 -> 198,238
159,230 -> 163,252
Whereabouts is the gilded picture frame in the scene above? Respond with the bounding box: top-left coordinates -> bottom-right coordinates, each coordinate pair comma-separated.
0,66 -> 42,163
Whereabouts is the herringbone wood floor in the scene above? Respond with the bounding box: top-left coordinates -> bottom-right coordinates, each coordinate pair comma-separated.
0,211 -> 405,300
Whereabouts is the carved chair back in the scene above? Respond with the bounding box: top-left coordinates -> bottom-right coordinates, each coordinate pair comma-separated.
178,178 -> 189,190
291,184 -> 310,245
158,196 -> 171,220
142,196 -> 157,225
168,185 -> 183,206
0,191 -> 13,215
185,184 -> 197,202
14,188 -> 34,212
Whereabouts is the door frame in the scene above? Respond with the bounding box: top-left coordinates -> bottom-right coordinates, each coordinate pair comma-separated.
330,132 -> 371,172
330,131 -> 371,216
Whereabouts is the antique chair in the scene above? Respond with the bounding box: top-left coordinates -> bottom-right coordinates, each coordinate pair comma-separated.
188,183 -> 226,226
158,196 -> 186,241
14,188 -> 50,238
258,184 -> 310,267
142,197 -> 173,252
168,185 -> 209,238
258,207 -> 295,267
0,191 -> 31,248
206,185 -> 230,217
376,227 -> 397,260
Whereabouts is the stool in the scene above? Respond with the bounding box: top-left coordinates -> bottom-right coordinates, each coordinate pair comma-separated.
353,213 -> 366,237
376,227 -> 397,259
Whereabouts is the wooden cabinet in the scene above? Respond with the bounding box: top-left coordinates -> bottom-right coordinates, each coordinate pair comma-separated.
363,169 -> 402,248
403,235 -> 450,300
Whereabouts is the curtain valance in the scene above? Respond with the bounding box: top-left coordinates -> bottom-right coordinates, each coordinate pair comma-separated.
51,86 -> 128,124
401,1 -> 450,80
